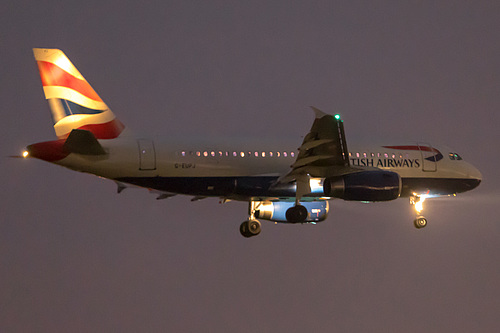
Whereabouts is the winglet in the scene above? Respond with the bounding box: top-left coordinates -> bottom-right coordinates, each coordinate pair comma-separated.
310,106 -> 328,119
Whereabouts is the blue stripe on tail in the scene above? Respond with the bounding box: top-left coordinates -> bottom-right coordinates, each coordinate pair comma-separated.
47,98 -> 105,124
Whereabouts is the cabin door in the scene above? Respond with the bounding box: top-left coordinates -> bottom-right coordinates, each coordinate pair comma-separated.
138,139 -> 156,170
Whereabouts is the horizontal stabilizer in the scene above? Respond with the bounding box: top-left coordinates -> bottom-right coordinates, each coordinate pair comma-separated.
63,129 -> 106,155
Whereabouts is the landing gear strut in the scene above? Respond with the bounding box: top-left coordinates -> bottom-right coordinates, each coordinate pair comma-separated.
240,201 -> 263,238
410,195 -> 428,229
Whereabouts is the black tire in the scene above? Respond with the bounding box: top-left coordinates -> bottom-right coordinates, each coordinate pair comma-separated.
240,221 -> 252,238
240,220 -> 261,237
248,220 -> 261,236
414,216 -> 427,229
285,205 -> 308,223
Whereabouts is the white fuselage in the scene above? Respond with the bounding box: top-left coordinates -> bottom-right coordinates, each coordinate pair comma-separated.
51,136 -> 482,200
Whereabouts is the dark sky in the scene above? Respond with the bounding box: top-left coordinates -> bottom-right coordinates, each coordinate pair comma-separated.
2,1 -> 499,331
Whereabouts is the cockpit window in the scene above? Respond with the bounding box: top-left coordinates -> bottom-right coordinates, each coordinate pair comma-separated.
449,153 -> 463,160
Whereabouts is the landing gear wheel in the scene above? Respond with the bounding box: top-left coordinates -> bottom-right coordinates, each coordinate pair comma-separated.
285,205 -> 308,223
414,216 -> 428,229
240,220 -> 261,238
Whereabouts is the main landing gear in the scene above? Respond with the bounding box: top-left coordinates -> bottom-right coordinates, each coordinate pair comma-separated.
285,204 -> 308,223
240,220 -> 261,238
240,201 -> 262,238
410,195 -> 428,229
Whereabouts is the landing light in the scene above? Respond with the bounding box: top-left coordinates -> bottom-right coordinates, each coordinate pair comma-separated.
415,198 -> 424,213
22,150 -> 29,158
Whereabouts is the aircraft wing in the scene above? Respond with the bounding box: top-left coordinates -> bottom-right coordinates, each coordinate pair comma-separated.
278,107 -> 361,187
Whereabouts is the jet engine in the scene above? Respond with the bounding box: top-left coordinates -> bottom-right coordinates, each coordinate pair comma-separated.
253,201 -> 329,223
323,170 -> 401,202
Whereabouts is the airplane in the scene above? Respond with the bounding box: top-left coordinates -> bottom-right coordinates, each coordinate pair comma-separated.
22,48 -> 482,238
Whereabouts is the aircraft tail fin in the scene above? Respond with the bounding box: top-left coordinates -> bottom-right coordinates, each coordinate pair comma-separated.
33,48 -> 125,139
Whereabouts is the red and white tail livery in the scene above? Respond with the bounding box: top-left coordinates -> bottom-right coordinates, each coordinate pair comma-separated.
34,48 -> 125,139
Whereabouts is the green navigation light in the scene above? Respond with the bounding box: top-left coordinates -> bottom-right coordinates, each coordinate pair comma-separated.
334,114 -> 341,120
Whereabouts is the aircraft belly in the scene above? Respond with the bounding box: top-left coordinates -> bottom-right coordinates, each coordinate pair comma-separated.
115,176 -> 298,198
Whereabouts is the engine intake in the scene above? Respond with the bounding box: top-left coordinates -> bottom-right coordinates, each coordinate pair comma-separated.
324,170 -> 401,202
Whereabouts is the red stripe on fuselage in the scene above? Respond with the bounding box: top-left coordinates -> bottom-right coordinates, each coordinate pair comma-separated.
37,61 -> 103,102
383,145 -> 439,153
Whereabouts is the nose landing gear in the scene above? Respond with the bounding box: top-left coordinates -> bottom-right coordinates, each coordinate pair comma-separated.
414,216 -> 428,229
410,195 -> 428,229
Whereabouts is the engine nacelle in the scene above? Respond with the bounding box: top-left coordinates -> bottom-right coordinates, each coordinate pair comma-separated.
323,170 -> 401,202
253,201 -> 329,223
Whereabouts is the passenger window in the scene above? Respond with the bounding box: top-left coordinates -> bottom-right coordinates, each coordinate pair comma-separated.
291,152 -> 295,157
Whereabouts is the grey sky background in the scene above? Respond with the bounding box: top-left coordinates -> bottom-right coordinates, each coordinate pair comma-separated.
1,1 -> 499,331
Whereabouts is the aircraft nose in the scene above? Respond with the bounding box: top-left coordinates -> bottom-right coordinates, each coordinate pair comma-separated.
469,165 -> 482,181
466,163 -> 482,190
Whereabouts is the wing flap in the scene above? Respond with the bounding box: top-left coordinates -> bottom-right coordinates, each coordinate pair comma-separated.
298,138 -> 334,151
291,154 -> 335,169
